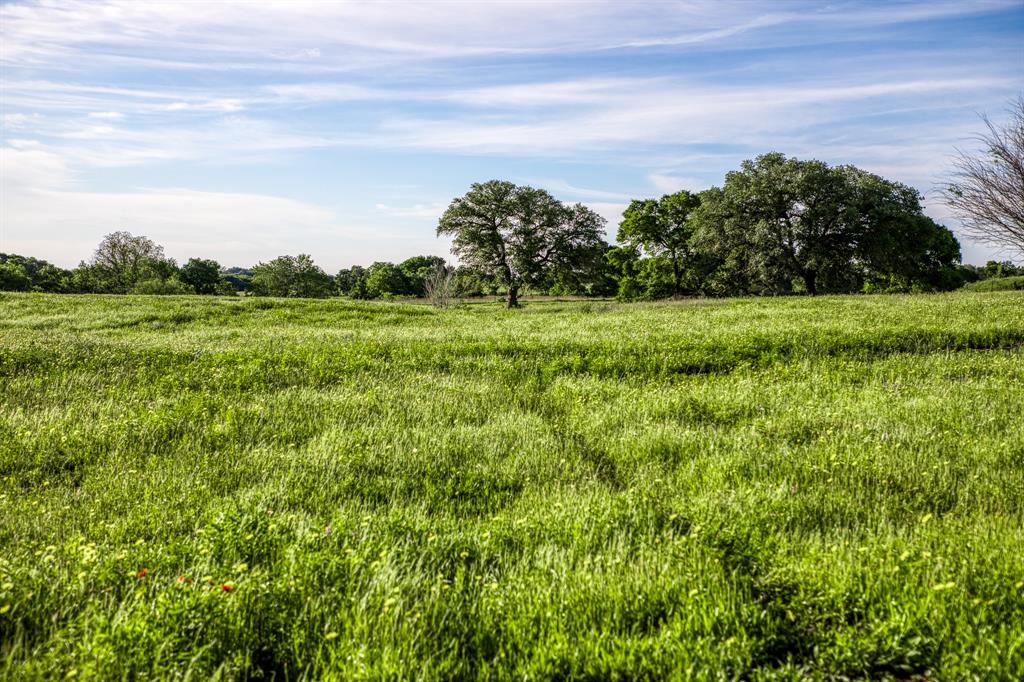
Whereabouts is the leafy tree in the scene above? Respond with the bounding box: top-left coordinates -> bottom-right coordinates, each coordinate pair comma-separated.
617,191 -> 701,295
0,261 -> 31,291
86,231 -> 177,293
0,253 -> 74,292
398,255 -> 446,297
364,262 -> 408,299
943,97 -> 1024,260
437,180 -> 606,307
179,258 -> 223,295
336,265 -> 369,299
250,254 -> 334,298
691,153 -> 959,295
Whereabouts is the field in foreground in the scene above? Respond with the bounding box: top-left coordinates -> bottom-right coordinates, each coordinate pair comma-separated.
1,292 -> 1023,680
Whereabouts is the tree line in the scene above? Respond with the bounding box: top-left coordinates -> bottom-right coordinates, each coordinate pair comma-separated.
2,150 -> 1021,303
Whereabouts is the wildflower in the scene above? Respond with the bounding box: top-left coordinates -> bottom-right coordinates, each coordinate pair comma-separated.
176,575 -> 190,584
221,582 -> 235,592
136,568 -> 149,579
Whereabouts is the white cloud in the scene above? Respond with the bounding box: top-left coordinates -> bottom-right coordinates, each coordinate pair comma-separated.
648,174 -> 709,194
374,202 -> 448,220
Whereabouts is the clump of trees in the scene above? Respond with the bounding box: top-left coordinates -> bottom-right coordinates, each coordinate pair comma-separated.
688,154 -> 963,297
2,151 -> 1005,302
0,254 -> 75,292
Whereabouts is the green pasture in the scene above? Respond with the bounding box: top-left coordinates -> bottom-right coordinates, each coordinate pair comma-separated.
1,292 -> 1022,680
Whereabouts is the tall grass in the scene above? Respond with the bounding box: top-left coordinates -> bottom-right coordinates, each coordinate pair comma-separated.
1,291 -> 1022,679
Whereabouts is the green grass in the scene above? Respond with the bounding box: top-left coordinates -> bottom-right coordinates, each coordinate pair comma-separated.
963,276 -> 1024,292
1,291 -> 1023,680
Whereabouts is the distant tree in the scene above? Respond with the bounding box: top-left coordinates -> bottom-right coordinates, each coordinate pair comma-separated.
179,258 -> 222,294
220,267 -> 253,294
0,261 -> 31,291
398,255 -> 446,297
437,180 -> 606,307
0,254 -> 74,292
364,262 -> 408,299
250,254 -> 333,298
336,265 -> 369,299
943,98 -> 1024,261
617,190 -> 702,296
981,260 -> 1024,278
87,231 -> 177,293
450,266 -> 495,298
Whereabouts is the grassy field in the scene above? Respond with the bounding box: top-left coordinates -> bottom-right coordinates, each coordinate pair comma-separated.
1,291 -> 1023,680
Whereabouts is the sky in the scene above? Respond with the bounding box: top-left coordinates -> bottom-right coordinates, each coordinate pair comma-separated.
1,0 -> 1022,271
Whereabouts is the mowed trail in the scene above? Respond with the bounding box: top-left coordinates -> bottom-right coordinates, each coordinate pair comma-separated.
1,291 -> 1022,680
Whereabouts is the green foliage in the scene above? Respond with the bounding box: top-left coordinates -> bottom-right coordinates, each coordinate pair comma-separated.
0,254 -> 74,293
220,267 -> 254,294
364,262 -> 409,299
0,262 -> 30,292
962,275 -> 1024,292
85,231 -> 178,293
250,254 -> 334,298
691,154 -> 963,296
130,277 -> 195,295
1,291 -> 1023,679
179,258 -> 223,295
398,255 -> 446,297
336,265 -> 369,299
617,191 -> 702,295
438,180 -> 607,306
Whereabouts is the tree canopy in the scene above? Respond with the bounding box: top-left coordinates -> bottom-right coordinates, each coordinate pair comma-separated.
690,153 -> 961,295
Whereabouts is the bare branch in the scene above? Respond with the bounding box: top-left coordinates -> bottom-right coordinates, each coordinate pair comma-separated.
942,97 -> 1024,261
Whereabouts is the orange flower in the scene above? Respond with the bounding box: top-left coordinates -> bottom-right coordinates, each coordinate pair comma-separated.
136,568 -> 149,579
221,583 -> 234,592
176,575 -> 191,584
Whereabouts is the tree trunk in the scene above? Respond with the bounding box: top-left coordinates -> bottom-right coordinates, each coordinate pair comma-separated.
671,255 -> 681,297
507,283 -> 520,308
804,270 -> 818,296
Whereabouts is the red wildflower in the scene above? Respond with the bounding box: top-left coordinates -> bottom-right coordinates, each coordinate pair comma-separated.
136,568 -> 149,579
176,575 -> 190,584
221,583 -> 234,592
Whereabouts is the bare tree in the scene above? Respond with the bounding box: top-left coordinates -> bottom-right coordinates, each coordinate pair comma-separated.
423,262 -> 455,308
943,98 -> 1024,260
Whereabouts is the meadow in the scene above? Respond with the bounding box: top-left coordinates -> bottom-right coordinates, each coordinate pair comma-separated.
1,291 -> 1023,680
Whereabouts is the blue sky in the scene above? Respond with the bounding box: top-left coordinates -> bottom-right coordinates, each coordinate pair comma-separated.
2,0 -> 1022,270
